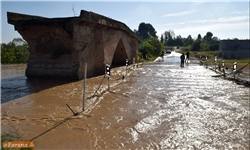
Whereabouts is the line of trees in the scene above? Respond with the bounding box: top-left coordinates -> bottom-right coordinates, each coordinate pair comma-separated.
134,22 -> 220,61
1,38 -> 29,64
160,30 -> 220,51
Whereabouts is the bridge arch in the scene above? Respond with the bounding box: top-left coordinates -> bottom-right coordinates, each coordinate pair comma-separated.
111,39 -> 128,67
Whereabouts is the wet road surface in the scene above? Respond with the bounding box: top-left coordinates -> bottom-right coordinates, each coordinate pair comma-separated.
1,54 -> 250,149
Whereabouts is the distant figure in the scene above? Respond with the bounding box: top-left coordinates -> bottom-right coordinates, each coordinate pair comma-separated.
180,53 -> 185,67
186,52 -> 190,63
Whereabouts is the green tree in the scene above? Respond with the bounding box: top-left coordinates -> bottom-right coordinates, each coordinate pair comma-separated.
191,40 -> 201,51
203,32 -> 213,41
160,35 -> 164,43
200,42 -> 209,51
163,30 -> 175,46
1,38 -> 29,64
175,35 -> 184,46
197,34 -> 202,40
190,32 -> 220,51
139,37 -> 164,60
208,37 -> 219,51
136,22 -> 157,40
184,35 -> 194,46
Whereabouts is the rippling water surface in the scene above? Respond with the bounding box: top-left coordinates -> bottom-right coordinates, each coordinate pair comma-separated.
1,53 -> 250,149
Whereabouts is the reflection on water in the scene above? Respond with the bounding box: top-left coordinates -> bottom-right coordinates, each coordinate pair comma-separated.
1,64 -> 26,79
1,64 -> 27,103
1,64 -> 68,103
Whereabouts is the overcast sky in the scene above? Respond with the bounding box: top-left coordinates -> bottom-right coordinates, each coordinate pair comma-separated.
1,0 -> 249,43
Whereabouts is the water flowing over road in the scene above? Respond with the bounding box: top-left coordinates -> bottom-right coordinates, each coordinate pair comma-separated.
108,53 -> 250,149
125,65 -> 249,149
1,53 -> 250,149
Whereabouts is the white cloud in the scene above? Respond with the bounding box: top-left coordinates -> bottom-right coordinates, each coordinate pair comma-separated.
159,16 -> 249,27
162,10 -> 195,17
191,16 -> 249,24
156,15 -> 249,39
175,21 -> 249,39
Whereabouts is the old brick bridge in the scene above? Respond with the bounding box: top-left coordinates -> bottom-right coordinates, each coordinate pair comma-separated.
8,10 -> 139,80
3,9 -> 250,150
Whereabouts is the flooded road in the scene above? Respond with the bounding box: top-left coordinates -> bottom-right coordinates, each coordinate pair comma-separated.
1,53 -> 250,149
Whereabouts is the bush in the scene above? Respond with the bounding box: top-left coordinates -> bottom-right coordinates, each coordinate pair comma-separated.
1,38 -> 29,64
139,37 -> 164,60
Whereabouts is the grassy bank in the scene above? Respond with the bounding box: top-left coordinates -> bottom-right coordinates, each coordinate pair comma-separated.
182,50 -> 249,67
188,51 -> 220,59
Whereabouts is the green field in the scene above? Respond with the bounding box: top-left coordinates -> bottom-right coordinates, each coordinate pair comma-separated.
181,50 -> 249,69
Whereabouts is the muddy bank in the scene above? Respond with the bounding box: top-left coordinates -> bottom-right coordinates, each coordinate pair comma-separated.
1,65 -> 139,149
1,59 -> 250,149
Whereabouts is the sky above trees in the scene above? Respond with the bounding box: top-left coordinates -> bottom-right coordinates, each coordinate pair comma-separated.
1,0 -> 249,43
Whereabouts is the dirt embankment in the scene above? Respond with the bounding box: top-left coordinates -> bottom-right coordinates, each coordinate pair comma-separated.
1,64 -> 139,148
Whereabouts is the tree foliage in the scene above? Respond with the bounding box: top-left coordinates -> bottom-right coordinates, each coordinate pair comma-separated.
160,30 -> 219,51
198,32 -> 219,51
135,22 -> 164,60
203,32 -> 213,41
135,22 -> 157,40
1,38 -> 29,64
184,35 -> 194,46
139,37 -> 164,60
197,34 -> 202,40
162,30 -> 175,46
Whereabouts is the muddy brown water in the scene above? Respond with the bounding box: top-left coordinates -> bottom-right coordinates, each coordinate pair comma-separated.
1,54 -> 250,149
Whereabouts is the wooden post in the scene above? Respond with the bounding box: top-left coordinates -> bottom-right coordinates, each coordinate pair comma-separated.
223,68 -> 226,78
108,76 -> 110,91
82,63 -> 87,111
214,56 -> 217,71
105,64 -> 111,91
125,59 -> 128,77
205,56 -> 208,68
233,62 -> 237,80
222,60 -> 225,78
133,57 -> 135,69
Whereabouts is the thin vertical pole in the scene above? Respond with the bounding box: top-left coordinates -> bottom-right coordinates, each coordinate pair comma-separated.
125,66 -> 127,77
205,56 -> 208,68
108,76 -> 110,91
83,63 -> 87,111
105,64 -> 110,91
233,62 -> 237,80
125,59 -> 128,77
214,56 -> 217,71
222,61 -> 225,78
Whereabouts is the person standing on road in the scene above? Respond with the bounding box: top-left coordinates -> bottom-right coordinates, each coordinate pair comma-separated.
186,51 -> 190,64
180,53 -> 185,67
